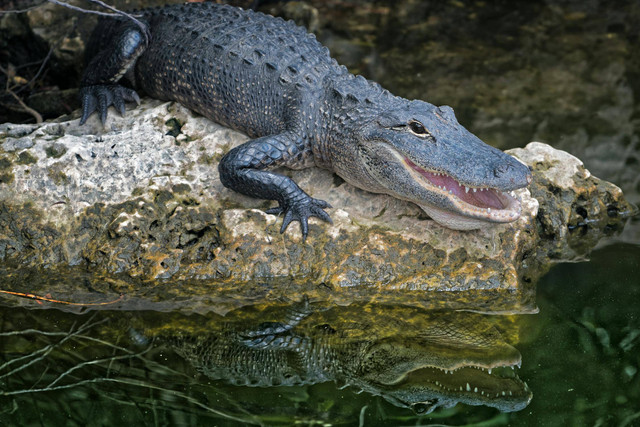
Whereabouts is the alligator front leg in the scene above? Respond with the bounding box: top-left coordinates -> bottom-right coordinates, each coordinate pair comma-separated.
79,21 -> 148,124
218,133 -> 332,240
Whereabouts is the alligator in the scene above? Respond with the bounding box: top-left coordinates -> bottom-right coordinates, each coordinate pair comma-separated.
170,302 -> 532,414
80,2 -> 532,238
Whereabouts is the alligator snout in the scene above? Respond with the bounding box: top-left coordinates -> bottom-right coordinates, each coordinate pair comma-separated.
491,158 -> 532,190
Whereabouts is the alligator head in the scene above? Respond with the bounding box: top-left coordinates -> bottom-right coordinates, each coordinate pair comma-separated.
336,97 -> 532,230
354,334 -> 532,414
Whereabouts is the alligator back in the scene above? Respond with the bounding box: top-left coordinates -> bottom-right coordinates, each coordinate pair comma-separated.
134,3 -> 338,137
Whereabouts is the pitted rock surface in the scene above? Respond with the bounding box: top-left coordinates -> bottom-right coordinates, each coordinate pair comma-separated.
0,100 -> 634,313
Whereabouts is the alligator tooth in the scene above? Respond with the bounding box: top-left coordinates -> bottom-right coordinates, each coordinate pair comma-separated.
466,383 -> 471,392
487,208 -> 491,213
474,387 -> 478,393
509,391 -> 513,396
465,186 -> 469,193
502,391 -> 506,396
473,188 -> 477,192
481,391 -> 485,395
488,368 -> 492,374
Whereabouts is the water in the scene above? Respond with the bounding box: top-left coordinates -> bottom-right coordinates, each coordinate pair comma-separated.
514,242 -> 640,426
2,0 -> 640,425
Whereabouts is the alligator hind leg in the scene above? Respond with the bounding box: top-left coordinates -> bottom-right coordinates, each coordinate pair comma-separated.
218,133 -> 332,240
80,20 -> 148,124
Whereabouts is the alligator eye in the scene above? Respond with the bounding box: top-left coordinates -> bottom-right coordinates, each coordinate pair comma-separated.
408,120 -> 427,135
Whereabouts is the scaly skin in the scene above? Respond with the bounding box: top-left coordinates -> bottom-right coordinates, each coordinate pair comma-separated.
80,3 -> 532,238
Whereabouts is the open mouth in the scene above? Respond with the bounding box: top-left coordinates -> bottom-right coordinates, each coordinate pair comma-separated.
399,363 -> 532,413
403,157 -> 522,222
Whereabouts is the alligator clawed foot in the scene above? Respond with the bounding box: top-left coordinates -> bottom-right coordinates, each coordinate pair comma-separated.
79,84 -> 141,125
266,197 -> 332,240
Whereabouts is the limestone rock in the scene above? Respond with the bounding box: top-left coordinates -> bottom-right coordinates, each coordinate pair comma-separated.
0,100 -> 634,314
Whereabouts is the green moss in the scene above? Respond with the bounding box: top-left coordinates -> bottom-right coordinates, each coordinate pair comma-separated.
0,172 -> 15,184
131,187 -> 145,197
154,189 -> 174,204
17,151 -> 37,165
180,197 -> 199,206
172,183 -> 191,194
197,153 -> 216,165
0,157 -> 11,170
165,118 -> 183,138
47,168 -> 68,185
0,157 -> 14,184
45,144 -> 67,159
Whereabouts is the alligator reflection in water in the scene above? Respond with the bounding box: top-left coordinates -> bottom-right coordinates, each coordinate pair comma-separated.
0,301 -> 531,424
170,299 -> 532,414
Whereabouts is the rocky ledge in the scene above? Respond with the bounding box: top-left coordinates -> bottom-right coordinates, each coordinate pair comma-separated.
0,100 -> 635,313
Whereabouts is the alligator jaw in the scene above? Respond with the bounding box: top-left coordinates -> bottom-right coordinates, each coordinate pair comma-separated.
402,156 -> 523,230
399,363 -> 532,414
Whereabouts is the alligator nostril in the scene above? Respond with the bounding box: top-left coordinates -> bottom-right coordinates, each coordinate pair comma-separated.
494,164 -> 510,178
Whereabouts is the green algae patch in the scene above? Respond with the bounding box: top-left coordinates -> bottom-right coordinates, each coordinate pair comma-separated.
0,201 -> 63,265
165,117 -> 184,138
0,161 -> 14,185
0,157 -> 14,184
0,157 -> 12,170
0,172 -> 15,185
45,143 -> 67,158
47,167 -> 68,186
131,187 -> 146,197
17,151 -> 37,165
172,183 -> 192,194
197,153 -> 216,165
